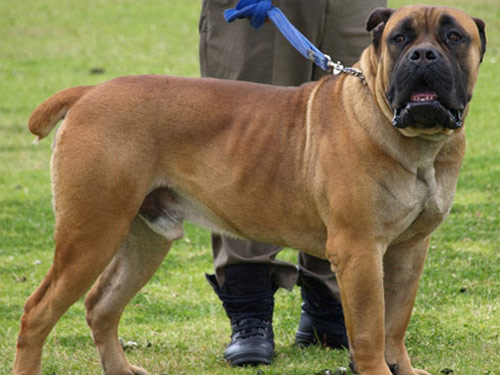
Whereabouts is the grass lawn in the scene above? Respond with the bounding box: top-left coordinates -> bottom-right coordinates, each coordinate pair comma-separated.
0,0 -> 499,374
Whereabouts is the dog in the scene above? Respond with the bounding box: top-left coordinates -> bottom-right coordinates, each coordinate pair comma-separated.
14,5 -> 485,375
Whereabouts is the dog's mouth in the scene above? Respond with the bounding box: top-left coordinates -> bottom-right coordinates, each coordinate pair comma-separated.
409,87 -> 439,103
391,84 -> 464,136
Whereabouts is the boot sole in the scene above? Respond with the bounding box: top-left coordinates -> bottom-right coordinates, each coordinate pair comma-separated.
225,352 -> 273,366
295,330 -> 317,346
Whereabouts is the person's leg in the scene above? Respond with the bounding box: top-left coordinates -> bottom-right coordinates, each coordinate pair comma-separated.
297,0 -> 388,348
209,236 -> 297,365
207,262 -> 277,366
313,0 -> 388,80
212,235 -> 298,290
269,0 -> 327,86
199,0 -> 321,365
296,253 -> 348,348
200,0 -> 276,83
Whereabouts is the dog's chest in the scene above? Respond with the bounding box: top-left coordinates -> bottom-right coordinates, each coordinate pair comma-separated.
384,164 -> 454,243
413,168 -> 450,225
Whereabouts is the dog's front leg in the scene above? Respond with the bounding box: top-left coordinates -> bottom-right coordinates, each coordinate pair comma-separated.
327,235 -> 392,375
383,237 -> 431,375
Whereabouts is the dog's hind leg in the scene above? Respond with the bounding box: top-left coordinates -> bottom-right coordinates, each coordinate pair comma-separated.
85,217 -> 173,375
13,205 -> 136,375
13,132 -> 156,374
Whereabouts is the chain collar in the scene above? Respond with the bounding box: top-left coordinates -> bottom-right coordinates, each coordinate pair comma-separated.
325,55 -> 366,85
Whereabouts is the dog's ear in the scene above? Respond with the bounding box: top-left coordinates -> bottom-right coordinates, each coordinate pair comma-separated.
366,8 -> 395,49
473,17 -> 487,63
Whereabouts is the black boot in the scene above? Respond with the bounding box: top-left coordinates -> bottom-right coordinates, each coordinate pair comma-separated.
295,271 -> 348,349
206,263 -> 276,366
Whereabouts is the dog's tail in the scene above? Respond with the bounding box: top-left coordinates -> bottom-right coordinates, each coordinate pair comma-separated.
29,85 -> 95,144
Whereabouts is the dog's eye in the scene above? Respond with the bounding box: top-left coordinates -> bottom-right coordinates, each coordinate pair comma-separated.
393,34 -> 406,43
448,31 -> 462,42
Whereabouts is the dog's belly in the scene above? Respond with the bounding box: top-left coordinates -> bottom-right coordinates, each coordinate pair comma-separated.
138,186 -> 328,257
138,187 -> 242,240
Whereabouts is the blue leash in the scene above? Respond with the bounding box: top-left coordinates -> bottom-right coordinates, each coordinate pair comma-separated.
224,0 -> 365,81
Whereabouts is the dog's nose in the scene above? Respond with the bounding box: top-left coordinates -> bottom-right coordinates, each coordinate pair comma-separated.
407,46 -> 440,64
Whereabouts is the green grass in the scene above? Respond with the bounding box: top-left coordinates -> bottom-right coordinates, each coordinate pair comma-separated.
1,0 -> 499,374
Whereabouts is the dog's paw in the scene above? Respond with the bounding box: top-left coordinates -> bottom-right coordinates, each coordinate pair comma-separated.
129,365 -> 149,375
108,365 -> 149,375
413,369 -> 431,375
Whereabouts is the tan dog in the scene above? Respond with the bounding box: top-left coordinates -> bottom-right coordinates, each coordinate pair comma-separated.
14,6 -> 485,375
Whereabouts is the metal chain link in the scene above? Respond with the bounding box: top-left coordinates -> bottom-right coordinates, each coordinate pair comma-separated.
326,55 -> 366,85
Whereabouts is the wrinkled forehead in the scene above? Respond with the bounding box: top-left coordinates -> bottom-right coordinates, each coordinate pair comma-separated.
385,6 -> 478,39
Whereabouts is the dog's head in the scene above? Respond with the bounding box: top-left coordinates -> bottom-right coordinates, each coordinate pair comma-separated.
366,6 -> 486,139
